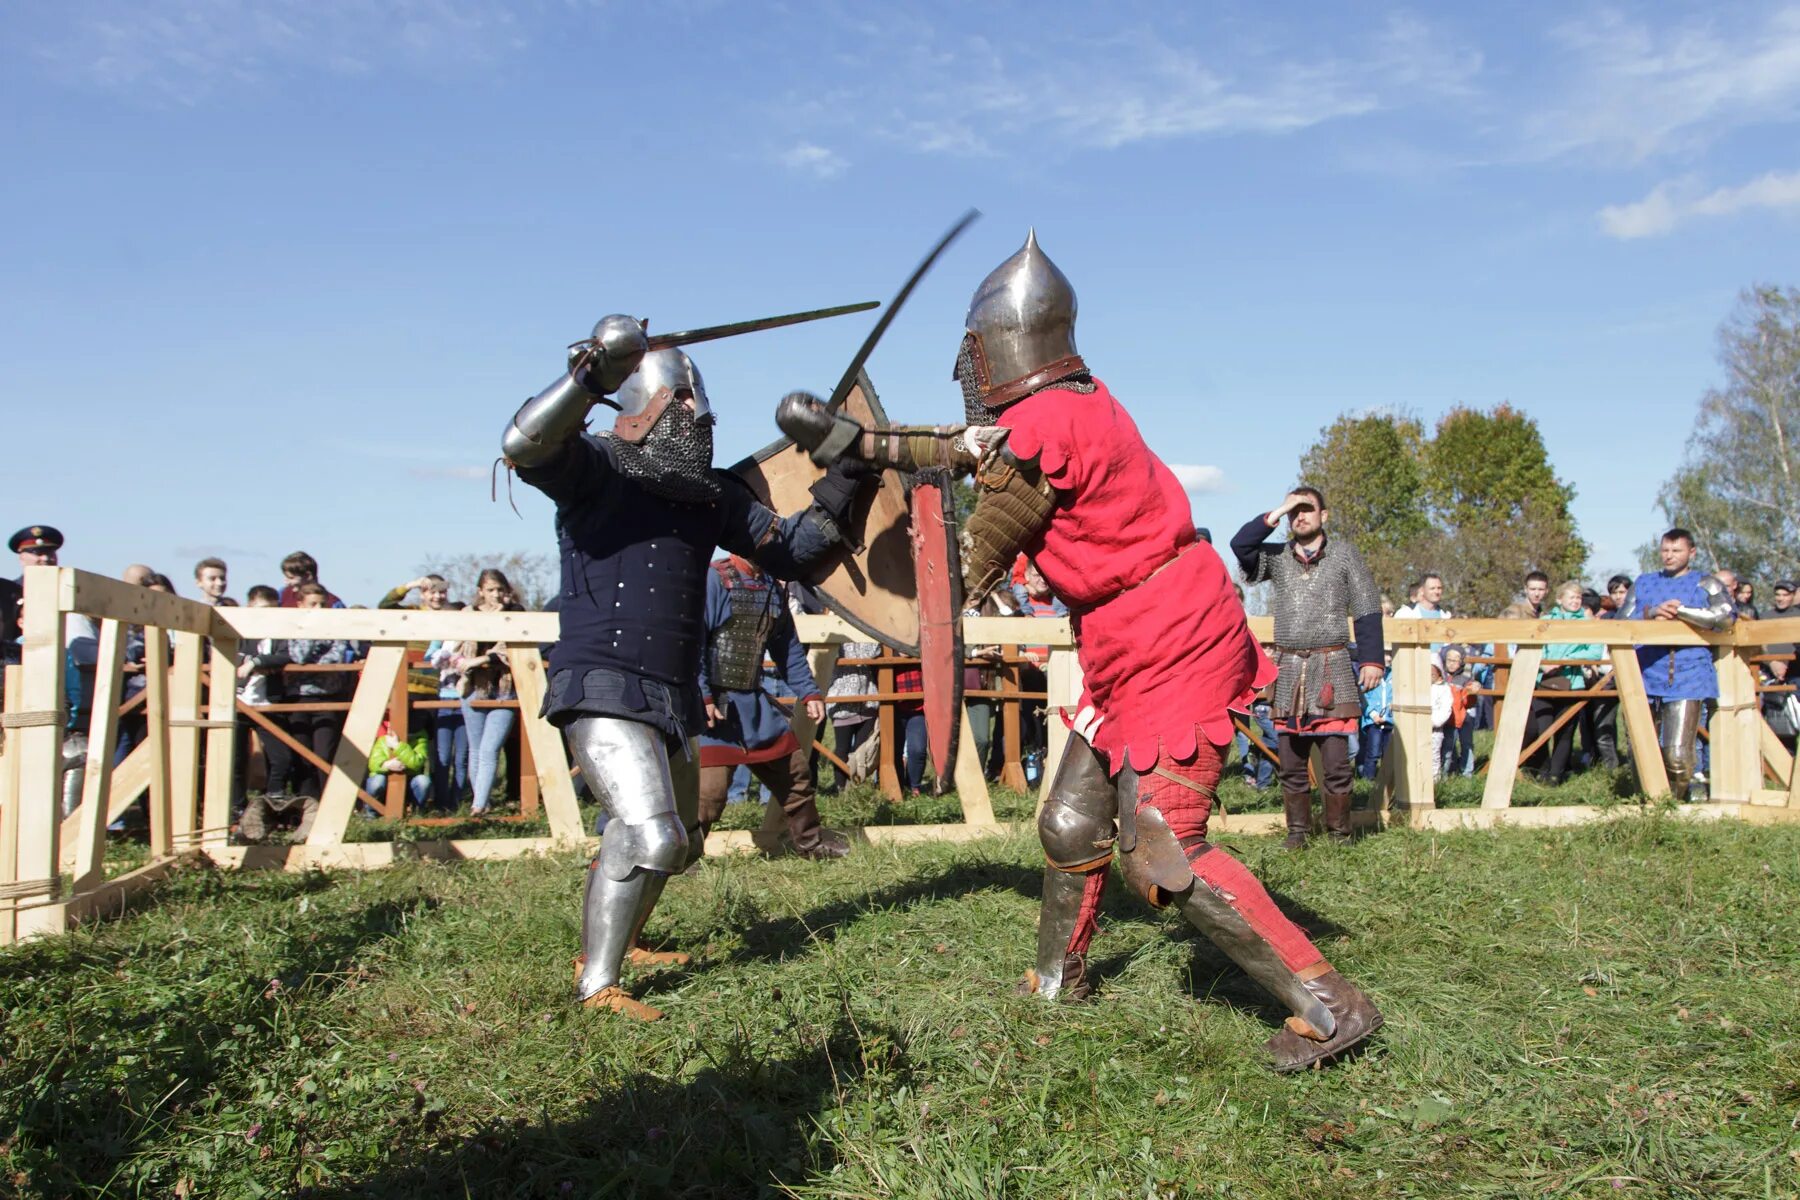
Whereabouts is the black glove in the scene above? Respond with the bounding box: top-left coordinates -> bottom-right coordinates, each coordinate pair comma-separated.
809,455 -> 875,520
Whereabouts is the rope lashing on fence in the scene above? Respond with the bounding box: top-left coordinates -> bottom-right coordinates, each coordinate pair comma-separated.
1,709 -> 63,728
0,876 -> 59,901
166,718 -> 237,729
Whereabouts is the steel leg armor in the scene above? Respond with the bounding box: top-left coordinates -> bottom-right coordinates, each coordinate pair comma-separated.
1659,699 -> 1705,798
569,716 -> 692,1017
1029,737 -> 1118,999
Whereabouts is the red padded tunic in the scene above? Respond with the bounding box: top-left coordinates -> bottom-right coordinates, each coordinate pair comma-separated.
999,379 -> 1275,775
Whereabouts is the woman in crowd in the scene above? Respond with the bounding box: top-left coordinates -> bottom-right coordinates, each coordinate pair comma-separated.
1530,580 -> 1604,786
454,569 -> 523,814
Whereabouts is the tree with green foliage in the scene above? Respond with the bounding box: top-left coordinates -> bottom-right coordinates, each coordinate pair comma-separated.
1291,404 -> 1586,616
1297,413 -> 1430,590
1655,285 -> 1800,583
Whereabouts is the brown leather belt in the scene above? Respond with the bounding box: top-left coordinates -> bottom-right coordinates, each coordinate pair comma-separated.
1276,643 -> 1347,659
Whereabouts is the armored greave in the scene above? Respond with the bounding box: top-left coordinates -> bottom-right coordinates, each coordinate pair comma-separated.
1115,782 -> 1336,1039
1659,699 -> 1704,797
569,717 -> 693,1001
1031,736 -> 1118,998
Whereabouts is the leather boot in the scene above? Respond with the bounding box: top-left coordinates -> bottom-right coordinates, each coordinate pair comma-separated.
1281,792 -> 1313,850
1264,967 -> 1383,1072
792,827 -> 851,860
1322,792 -> 1353,845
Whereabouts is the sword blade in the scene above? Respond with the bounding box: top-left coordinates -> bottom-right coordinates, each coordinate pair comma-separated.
825,208 -> 981,412
644,300 -> 879,351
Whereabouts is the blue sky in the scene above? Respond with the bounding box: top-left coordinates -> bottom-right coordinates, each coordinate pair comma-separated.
4,1 -> 1797,604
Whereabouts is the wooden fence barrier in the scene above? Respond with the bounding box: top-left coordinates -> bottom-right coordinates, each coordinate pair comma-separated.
3,568 -> 1798,944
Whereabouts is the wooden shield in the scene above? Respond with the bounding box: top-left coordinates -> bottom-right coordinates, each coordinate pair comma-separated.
911,468 -> 964,781
730,370 -> 920,653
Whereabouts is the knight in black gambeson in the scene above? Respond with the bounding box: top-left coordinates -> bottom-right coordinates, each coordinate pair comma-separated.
695,556 -> 848,859
502,318 -> 866,1021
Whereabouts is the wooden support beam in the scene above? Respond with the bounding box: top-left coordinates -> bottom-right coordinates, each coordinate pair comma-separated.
1481,647 -> 1543,809
305,645 -> 405,848
1390,644 -> 1437,815
1037,646 -> 1080,810
142,626 -> 174,861
166,631 -> 206,847
72,620 -> 127,891
952,705 -> 995,825
63,568 -> 218,637
509,646 -> 583,844
13,569 -> 68,940
0,666 -> 23,944
1709,647 -> 1762,803
1610,647 -> 1670,799
219,607 -> 560,644
202,637 -> 239,849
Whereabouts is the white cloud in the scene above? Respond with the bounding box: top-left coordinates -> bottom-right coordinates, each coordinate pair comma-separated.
1167,464 -> 1227,495
1600,168 -> 1800,239
777,142 -> 847,179
32,0 -> 522,103
787,14 -> 1481,160
1531,7 -> 1800,163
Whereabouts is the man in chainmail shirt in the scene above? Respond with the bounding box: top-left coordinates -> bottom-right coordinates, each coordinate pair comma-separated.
1232,487 -> 1384,848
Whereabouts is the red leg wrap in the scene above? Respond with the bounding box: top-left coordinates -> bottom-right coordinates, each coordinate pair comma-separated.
1190,848 -> 1323,973
1140,742 -> 1324,974
1065,867 -> 1108,959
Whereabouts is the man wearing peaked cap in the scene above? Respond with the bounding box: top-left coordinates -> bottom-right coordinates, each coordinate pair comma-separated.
10,525 -> 63,569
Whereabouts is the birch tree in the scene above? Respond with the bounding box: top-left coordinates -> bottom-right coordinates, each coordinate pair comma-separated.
1657,286 -> 1800,582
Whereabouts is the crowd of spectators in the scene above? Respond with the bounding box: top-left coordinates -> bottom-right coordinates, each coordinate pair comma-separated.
7,520 -> 1797,833
1225,548 -> 1796,799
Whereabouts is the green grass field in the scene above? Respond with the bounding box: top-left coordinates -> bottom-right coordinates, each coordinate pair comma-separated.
4,810 -> 1798,1198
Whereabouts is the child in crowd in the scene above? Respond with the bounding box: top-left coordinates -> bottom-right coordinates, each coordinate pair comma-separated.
425,638 -> 469,810
363,718 -> 431,816
239,584 -> 350,841
453,569 -> 521,814
1429,656 -> 1454,778
1440,646 -> 1475,776
1358,653 -> 1393,780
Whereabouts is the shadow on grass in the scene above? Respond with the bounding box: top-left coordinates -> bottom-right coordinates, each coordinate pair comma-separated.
294,1015 -> 894,1200
733,858 -> 1045,963
2,893 -> 437,1195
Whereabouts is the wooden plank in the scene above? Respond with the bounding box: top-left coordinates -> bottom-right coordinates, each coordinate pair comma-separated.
71,620 -> 127,891
202,637 -> 239,850
876,661 -> 899,800
1709,648 -> 1761,803
166,631 -> 205,847
305,645 -> 405,847
1037,646 -> 1079,809
59,742 -> 151,869
508,647 -> 584,844
0,665 -> 23,944
58,852 -> 190,925
795,611 -> 1076,650
962,614 -> 1073,647
1389,644 -> 1437,814
13,568 -> 68,940
1610,647 -> 1670,799
142,626 -> 174,860
1379,617 -> 1723,648
1480,647 -> 1543,809
952,705 -> 995,825
218,607 -> 560,644
1000,650 -> 1028,793
63,568 -> 218,637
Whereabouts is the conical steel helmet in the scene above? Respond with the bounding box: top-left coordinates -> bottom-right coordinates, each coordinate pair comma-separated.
955,229 -> 1084,409
614,346 -> 710,421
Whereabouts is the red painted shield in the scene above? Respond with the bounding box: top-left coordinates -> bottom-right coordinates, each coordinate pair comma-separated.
910,469 -> 964,781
